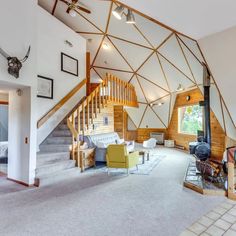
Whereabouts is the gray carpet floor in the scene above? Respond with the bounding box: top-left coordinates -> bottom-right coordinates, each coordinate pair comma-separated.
0,147 -> 225,236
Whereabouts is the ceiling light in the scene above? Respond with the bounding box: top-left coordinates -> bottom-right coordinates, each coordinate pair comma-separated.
112,6 -> 124,20
157,102 -> 164,106
126,9 -> 136,24
102,42 -> 110,50
150,103 -> 154,107
69,8 -> 77,17
176,84 -> 184,92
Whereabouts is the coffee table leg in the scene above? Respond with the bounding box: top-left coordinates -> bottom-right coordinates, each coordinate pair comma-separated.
142,154 -> 145,164
147,152 -> 150,161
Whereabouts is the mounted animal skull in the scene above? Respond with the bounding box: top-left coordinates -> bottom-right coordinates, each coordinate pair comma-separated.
0,46 -> 31,78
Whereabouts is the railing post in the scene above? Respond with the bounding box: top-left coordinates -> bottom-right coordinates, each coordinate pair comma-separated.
77,108 -> 80,135
71,113 -> 75,160
87,98 -> 90,129
82,101 -> 85,134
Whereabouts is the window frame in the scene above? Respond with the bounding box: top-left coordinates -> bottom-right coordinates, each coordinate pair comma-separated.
177,103 -> 204,136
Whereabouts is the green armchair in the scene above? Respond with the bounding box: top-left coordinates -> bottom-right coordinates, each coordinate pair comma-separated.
106,144 -> 139,175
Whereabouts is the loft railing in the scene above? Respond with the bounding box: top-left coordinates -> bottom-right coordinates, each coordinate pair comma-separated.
67,73 -> 138,162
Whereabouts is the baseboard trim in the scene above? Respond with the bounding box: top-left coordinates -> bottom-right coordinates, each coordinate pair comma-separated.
7,177 -> 35,187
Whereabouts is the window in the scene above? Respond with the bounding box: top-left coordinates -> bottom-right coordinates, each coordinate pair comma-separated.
178,104 -> 203,135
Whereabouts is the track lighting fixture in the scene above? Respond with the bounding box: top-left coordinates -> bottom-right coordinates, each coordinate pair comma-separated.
112,5 -> 136,24
157,102 -> 164,106
112,6 -> 124,20
126,9 -> 136,24
176,84 -> 184,92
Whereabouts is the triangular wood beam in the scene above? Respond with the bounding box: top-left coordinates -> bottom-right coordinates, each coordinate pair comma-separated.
155,52 -> 171,92
107,36 -> 135,72
52,0 -> 58,15
91,2 -> 113,66
149,93 -> 170,104
137,74 -> 170,94
175,34 -> 198,85
138,105 -> 148,128
113,0 -> 197,42
150,106 -> 167,128
92,66 -> 133,74
136,75 -> 149,104
196,41 -> 236,129
157,51 -> 196,84
176,34 -> 203,65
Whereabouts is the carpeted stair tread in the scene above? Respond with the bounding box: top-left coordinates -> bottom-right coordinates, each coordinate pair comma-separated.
39,144 -> 70,152
37,152 -> 70,166
35,167 -> 81,187
35,159 -> 76,178
44,136 -> 72,145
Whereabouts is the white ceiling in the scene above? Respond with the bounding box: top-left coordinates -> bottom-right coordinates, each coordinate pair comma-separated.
119,0 -> 236,39
38,0 -> 236,137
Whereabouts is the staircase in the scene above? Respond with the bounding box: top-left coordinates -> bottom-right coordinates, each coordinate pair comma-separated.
36,73 -> 138,186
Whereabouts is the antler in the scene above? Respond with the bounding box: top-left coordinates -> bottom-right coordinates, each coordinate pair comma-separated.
0,47 -> 10,59
20,46 -> 31,63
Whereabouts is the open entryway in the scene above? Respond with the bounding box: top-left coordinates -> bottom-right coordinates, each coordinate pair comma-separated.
0,91 -> 8,175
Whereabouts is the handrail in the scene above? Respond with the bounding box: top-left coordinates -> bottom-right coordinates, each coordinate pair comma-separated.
67,73 -> 138,161
37,78 -> 87,128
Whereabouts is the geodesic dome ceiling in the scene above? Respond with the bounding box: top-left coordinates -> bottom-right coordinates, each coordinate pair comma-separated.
39,0 -> 236,139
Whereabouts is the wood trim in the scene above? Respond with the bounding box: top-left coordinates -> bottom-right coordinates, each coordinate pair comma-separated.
86,52 -> 91,96
0,101 -> 8,105
52,0 -> 58,15
7,177 -> 35,187
37,79 -> 86,128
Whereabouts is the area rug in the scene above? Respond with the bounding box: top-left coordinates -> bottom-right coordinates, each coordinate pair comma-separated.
94,153 -> 166,176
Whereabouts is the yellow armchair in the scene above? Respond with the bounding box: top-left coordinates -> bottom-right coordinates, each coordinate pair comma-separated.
106,144 -> 139,175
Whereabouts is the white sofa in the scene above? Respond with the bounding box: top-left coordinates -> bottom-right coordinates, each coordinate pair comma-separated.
83,132 -> 135,162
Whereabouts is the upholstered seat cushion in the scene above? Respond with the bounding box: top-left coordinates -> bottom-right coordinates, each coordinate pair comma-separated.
83,132 -> 134,162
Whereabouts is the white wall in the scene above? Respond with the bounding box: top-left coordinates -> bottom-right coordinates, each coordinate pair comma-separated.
0,0 -> 37,185
37,7 -> 86,145
199,26 -> 236,128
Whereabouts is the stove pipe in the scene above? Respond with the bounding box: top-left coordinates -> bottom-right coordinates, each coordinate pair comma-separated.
203,63 -> 211,146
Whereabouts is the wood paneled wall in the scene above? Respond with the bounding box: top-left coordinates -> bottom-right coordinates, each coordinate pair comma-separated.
167,88 -> 225,161
136,128 -> 167,143
114,105 -> 125,138
85,102 -> 114,135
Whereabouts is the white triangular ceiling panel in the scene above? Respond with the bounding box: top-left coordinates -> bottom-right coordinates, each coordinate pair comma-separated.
178,35 -> 204,63
159,56 -> 194,92
91,69 -> 102,83
152,95 -> 171,127
38,0 -> 55,13
158,35 -> 192,79
180,41 -> 204,85
110,38 -> 152,71
140,106 -> 165,128
82,34 -> 104,63
78,0 -> 111,32
130,77 -> 147,103
138,53 -> 169,91
210,85 -> 225,131
54,1 -> 101,33
125,104 -> 147,128
108,6 -> 151,47
127,117 -> 137,130
94,38 -> 131,71
223,103 -> 236,140
169,92 -> 177,124
94,68 -> 133,83
138,76 -> 169,103
135,14 -> 172,48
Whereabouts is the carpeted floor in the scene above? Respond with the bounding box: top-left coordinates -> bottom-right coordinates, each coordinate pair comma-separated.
0,147 -> 225,236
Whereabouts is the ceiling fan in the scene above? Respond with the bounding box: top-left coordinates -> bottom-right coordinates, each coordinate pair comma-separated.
60,0 -> 91,17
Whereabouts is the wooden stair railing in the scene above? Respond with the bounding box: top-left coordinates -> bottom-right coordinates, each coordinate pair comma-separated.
67,73 -> 138,162
37,78 -> 87,129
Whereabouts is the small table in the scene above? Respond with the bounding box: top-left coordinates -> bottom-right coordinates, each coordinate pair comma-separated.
139,151 -> 150,164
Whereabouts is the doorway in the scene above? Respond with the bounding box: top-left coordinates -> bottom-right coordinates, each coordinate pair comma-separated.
0,93 -> 8,175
